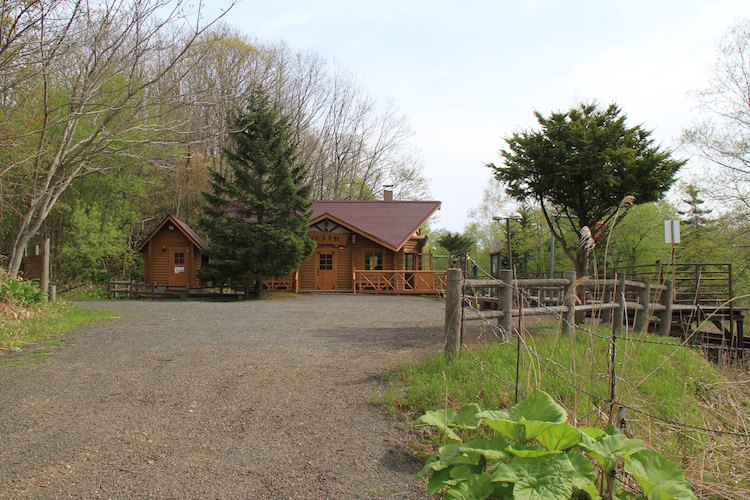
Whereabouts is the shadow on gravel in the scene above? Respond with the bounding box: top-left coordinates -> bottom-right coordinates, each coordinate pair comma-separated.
380,447 -> 422,475
313,326 -> 442,349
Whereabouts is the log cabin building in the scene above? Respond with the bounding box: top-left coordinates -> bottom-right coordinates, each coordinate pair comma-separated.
137,214 -> 207,287
301,194 -> 442,293
139,191 -> 443,294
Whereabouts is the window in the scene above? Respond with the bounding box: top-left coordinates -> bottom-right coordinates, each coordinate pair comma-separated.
319,253 -> 333,270
405,253 -> 418,271
174,252 -> 185,265
364,252 -> 383,270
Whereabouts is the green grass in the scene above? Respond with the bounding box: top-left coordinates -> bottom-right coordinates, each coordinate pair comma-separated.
380,326 -> 735,474
58,284 -> 109,300
384,329 -> 719,420
260,291 -> 297,300
0,302 -> 117,355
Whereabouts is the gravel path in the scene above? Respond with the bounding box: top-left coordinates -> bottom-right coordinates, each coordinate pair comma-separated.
0,294 -> 446,498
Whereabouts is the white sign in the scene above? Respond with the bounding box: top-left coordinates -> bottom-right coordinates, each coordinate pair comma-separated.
664,220 -> 681,244
174,266 -> 185,273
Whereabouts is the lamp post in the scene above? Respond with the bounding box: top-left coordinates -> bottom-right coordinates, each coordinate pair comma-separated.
493,214 -> 523,273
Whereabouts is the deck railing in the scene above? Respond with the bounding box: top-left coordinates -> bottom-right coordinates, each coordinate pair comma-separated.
261,272 -> 298,292
353,269 -> 447,294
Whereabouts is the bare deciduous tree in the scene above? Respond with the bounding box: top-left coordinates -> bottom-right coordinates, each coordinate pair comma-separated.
682,19 -> 750,211
1,0 -> 235,276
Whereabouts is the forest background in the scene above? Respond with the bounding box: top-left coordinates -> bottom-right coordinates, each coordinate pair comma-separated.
1,1 -> 749,300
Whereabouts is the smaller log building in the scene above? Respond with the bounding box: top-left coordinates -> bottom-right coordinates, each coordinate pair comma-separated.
138,214 -> 207,287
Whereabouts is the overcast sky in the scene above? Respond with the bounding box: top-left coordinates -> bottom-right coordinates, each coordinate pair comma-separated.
211,0 -> 750,231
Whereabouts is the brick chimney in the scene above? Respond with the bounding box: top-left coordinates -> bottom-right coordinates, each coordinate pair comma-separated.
383,189 -> 393,201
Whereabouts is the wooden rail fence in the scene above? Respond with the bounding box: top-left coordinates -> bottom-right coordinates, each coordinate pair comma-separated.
108,273 -> 298,299
108,281 -> 249,299
445,265 -> 745,358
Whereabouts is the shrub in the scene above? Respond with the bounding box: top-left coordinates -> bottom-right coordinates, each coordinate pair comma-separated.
416,390 -> 695,499
0,270 -> 45,305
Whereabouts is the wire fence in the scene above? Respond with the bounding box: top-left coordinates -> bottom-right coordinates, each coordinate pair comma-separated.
451,256 -> 750,441
433,256 -> 750,495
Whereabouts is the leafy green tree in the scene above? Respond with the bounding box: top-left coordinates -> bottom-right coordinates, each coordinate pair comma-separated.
489,102 -> 684,277
436,232 -> 475,269
200,89 -> 315,299
47,171 -> 147,287
604,201 -> 677,269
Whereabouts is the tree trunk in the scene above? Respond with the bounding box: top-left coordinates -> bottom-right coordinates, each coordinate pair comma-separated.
7,235 -> 30,277
575,246 -> 590,278
254,274 -> 263,300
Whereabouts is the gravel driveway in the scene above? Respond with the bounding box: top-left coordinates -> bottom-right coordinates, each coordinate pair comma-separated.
0,294 -> 446,498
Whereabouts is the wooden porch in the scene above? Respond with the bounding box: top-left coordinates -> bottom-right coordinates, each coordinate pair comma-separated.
352,269 -> 447,294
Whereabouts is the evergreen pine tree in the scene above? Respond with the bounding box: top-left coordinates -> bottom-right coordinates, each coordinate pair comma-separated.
199,89 -> 315,299
679,183 -> 711,228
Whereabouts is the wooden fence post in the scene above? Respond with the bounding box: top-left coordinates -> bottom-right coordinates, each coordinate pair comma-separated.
444,268 -> 463,359
601,283 -> 613,324
562,270 -> 576,334
635,278 -> 651,333
498,269 -> 513,334
658,279 -> 674,336
41,237 -> 50,301
615,272 -> 626,333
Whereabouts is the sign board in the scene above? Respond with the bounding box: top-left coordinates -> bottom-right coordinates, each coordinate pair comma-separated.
664,220 -> 681,244
308,231 -> 349,246
174,266 -> 185,273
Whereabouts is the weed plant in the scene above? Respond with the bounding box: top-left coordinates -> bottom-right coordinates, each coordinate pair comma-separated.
382,324 -> 749,495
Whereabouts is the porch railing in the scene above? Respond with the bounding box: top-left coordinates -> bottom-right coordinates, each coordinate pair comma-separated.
262,272 -> 298,293
353,269 -> 447,294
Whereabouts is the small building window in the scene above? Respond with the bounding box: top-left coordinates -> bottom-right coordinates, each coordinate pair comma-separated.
319,253 -> 333,270
365,252 -> 383,271
174,252 -> 185,265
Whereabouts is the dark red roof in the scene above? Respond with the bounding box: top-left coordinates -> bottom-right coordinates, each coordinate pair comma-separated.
311,200 -> 441,251
137,214 -> 207,252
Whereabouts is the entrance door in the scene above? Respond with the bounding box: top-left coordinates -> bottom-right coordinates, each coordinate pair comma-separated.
316,250 -> 336,290
169,248 -> 189,286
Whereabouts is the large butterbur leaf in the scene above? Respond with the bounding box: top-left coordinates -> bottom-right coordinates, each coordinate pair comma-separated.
568,451 -> 600,500
417,404 -> 481,443
480,391 -> 568,444
624,450 -> 696,500
489,462 -> 520,483
505,444 -> 561,458
507,390 -> 568,423
417,409 -> 462,443
499,454 -> 576,500
459,437 -> 510,462
418,444 -> 461,477
426,468 -> 455,494
519,418 -> 557,441
579,429 -> 646,473
481,417 -> 526,443
444,473 -> 494,500
536,422 -> 581,451
454,403 -> 481,429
